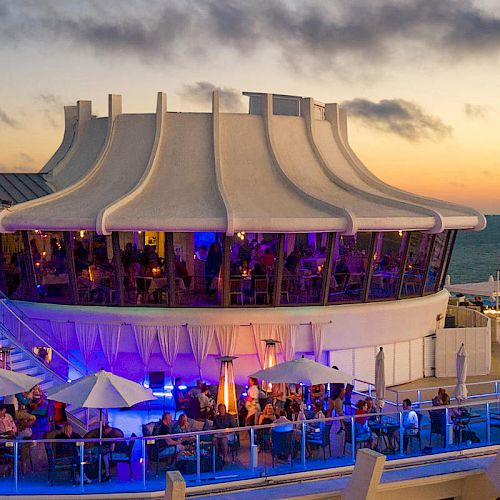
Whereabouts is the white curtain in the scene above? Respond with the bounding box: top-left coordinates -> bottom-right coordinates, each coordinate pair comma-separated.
276,324 -> 298,362
132,325 -> 157,375
75,322 -> 98,372
187,325 -> 215,379
50,320 -> 70,353
98,324 -> 121,372
157,325 -> 181,382
311,323 -> 328,362
251,323 -> 278,368
215,325 -> 239,356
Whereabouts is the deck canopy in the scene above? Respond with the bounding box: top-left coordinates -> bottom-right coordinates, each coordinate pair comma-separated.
0,92 -> 486,235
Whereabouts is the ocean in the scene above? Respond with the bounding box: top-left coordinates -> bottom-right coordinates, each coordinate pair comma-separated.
448,214 -> 500,284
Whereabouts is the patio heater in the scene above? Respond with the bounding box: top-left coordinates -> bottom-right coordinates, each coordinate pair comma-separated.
217,356 -> 238,415
261,338 -> 280,392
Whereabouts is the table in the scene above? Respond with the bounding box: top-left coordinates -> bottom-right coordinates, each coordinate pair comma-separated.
369,416 -> 400,453
41,273 -> 69,286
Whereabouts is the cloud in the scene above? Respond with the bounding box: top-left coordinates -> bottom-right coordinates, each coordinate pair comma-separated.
464,103 -> 490,119
341,98 -> 452,142
0,108 -> 19,128
39,93 -> 64,128
2,1 -> 500,71
178,82 -> 244,111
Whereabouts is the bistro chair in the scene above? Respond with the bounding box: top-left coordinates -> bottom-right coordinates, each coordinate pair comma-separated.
43,429 -> 76,486
253,278 -> 269,304
306,422 -> 332,461
343,419 -> 371,454
271,430 -> 294,467
280,276 -> 291,304
111,433 -> 136,479
229,277 -> 243,305
429,409 -> 447,447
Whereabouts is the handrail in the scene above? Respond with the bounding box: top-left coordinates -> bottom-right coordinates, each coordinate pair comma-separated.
352,377 -> 400,407
0,291 -> 85,378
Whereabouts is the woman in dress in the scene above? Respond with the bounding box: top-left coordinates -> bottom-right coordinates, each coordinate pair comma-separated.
245,377 -> 261,426
329,388 -> 346,456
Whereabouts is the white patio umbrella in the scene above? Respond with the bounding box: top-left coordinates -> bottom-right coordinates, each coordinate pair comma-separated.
250,356 -> 353,386
454,343 -> 468,403
47,370 -> 155,482
375,347 -> 386,411
0,368 -> 41,396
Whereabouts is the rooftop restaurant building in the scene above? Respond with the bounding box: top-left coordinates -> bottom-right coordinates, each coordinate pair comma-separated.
0,91 -> 486,386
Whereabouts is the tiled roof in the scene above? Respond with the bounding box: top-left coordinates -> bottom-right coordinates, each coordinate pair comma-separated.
0,173 -> 53,204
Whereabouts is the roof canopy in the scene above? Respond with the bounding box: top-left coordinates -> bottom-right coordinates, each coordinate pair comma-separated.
0,92 -> 486,235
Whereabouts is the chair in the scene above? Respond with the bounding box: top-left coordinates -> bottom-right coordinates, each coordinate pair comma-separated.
136,277 -> 151,304
229,278 -> 243,305
405,412 -> 423,452
343,419 -> 371,454
154,439 -> 178,476
307,422 -> 332,461
253,278 -> 269,304
148,371 -> 166,410
43,430 -> 76,486
111,433 -> 136,479
429,409 -> 446,447
280,276 -> 291,304
271,430 -> 294,467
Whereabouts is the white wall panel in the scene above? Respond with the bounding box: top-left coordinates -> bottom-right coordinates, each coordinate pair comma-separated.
394,342 -> 410,384
410,338 -> 423,381
329,349 -> 354,377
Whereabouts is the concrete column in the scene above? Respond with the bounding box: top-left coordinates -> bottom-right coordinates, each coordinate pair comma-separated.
164,470 -> 185,500
342,448 -> 386,500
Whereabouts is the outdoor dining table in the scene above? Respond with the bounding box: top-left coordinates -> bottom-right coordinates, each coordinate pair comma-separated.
368,415 -> 400,453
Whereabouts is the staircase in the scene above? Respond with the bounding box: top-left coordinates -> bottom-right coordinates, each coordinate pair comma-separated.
0,295 -> 97,435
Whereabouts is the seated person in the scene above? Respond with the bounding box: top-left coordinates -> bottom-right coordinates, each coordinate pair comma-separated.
212,404 -> 236,463
313,402 -> 325,420
311,384 -> 325,405
273,410 -> 294,432
354,400 -> 376,449
84,424 -> 123,481
15,390 -> 37,426
271,382 -> 286,410
364,397 -> 377,421
0,403 -> 17,437
156,414 -> 184,461
187,380 -> 203,398
154,412 -> 174,436
171,413 -> 192,440
285,383 -> 303,419
257,403 -> 276,449
393,399 -> 419,451
172,378 -> 189,412
197,384 -> 215,419
432,388 -> 446,407
56,423 -> 91,484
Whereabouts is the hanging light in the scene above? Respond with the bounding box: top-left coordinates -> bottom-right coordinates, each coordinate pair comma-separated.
79,230 -> 86,238
261,338 -> 280,392
216,356 -> 238,415
398,230 -> 403,237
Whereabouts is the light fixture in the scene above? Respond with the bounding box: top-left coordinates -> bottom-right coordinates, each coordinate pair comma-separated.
261,338 -> 280,392
398,230 -> 403,237
217,356 -> 238,415
79,230 -> 86,238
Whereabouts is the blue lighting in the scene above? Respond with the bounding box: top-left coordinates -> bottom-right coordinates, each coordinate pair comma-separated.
178,385 -> 187,390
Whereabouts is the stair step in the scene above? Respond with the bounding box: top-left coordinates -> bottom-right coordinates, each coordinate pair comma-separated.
10,359 -> 33,370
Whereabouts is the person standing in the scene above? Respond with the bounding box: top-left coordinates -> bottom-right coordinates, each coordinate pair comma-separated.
245,377 -> 261,426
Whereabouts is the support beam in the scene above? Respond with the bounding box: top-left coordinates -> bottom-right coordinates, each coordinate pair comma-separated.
21,231 -> 36,301
63,232 -> 78,304
0,234 -> 6,294
272,234 -> 285,306
111,232 -> 125,306
362,232 -> 377,303
342,449 -> 386,500
321,232 -> 336,305
221,235 -> 231,307
164,232 -> 175,307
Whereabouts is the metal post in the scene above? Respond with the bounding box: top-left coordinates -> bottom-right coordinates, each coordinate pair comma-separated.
250,427 -> 257,472
495,381 -> 499,398
141,439 -> 146,489
368,384 -> 372,397
486,402 -> 491,444
399,411 -> 404,456
445,408 -> 450,448
14,440 -> 18,491
196,434 -> 201,483
79,442 -> 85,490
417,390 -> 421,407
301,422 -> 306,468
351,416 -> 356,462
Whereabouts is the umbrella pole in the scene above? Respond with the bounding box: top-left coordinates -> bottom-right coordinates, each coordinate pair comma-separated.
98,409 -> 102,483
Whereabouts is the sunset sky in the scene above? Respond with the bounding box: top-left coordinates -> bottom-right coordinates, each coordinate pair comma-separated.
1,0 -> 499,213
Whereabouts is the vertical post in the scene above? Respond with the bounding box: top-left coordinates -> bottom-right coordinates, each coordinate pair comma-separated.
396,231 -> 411,299
164,232 -> 175,307
21,230 -> 36,301
221,234 -> 231,307
321,232 -> 335,306
351,416 -> 356,462
301,421 -> 306,468
141,439 -> 146,489
272,233 -> 285,306
399,411 -> 404,455
417,390 -> 421,407
111,232 -> 125,306
0,233 -> 7,294
445,407 -> 450,448
362,232 -> 377,303
421,234 -> 437,296
195,433 -> 201,483
79,442 -> 85,490
486,402 -> 491,444
438,230 -> 457,289
63,231 -> 79,304
14,440 -> 18,491
250,427 -> 257,472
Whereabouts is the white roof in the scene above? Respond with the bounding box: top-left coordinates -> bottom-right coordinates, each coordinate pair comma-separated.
0,92 -> 486,235
447,279 -> 500,297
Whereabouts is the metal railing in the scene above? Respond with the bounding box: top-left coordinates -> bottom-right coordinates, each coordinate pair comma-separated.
0,398 -> 498,494
352,378 -> 400,408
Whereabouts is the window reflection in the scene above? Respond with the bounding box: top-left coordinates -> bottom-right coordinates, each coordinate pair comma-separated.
401,232 -> 433,297
281,233 -> 328,305
424,231 -> 449,294
368,232 -> 407,300
2,232 -> 27,299
229,233 -> 278,305
329,233 -> 371,303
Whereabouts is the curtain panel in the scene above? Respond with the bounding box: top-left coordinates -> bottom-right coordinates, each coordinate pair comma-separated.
98,324 -> 122,372
187,325 -> 215,379
132,325 -> 157,375
74,322 -> 98,372
215,325 -> 239,357
157,325 -> 182,382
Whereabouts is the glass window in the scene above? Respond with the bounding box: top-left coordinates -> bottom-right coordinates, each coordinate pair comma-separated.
400,232 -> 433,298
2,232 -> 25,299
437,230 -> 456,290
172,232 -> 224,306
329,232 -> 371,303
424,231 -> 449,294
229,232 -> 278,306
368,232 -> 407,300
73,231 -> 116,305
30,231 -> 71,304
281,233 -> 328,305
